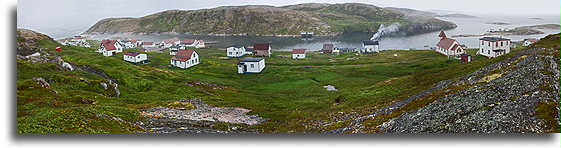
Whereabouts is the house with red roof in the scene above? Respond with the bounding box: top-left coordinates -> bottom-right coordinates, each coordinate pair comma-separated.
98,40 -> 123,56
179,38 -> 206,48
170,49 -> 200,69
160,37 -> 180,48
435,31 -> 465,56
477,37 -> 511,58
523,38 -> 539,46
321,44 -> 334,54
292,49 -> 306,59
123,51 -> 148,64
253,43 -> 272,57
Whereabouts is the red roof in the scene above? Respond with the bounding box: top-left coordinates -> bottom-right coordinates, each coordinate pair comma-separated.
451,44 -> 459,50
143,42 -> 154,45
526,38 -> 539,43
129,38 -> 141,43
163,37 -> 180,44
172,49 -> 196,61
254,43 -> 271,50
100,40 -> 118,51
74,36 -> 86,39
292,49 -> 306,54
436,38 -> 458,50
438,31 -> 446,38
182,39 -> 196,44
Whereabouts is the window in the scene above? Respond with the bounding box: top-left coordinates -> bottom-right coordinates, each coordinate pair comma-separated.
488,50 -> 490,54
229,52 -> 232,55
500,42 -> 503,46
482,41 -> 484,45
250,64 -> 254,68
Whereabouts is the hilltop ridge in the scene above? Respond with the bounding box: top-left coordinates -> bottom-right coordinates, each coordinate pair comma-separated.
84,3 -> 457,36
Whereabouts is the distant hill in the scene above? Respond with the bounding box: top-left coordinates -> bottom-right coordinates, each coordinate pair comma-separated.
84,3 -> 456,36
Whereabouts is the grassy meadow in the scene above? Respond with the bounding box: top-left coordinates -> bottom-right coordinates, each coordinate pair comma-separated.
16,38 -> 521,133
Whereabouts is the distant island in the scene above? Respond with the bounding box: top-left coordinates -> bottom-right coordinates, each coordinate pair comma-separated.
492,24 -> 560,35
452,24 -> 560,37
83,3 -> 457,36
439,13 -> 478,18
487,22 -> 511,25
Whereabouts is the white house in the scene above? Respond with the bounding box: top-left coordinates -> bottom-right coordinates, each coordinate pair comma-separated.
292,49 -> 306,59
160,37 -> 180,48
477,37 -> 511,58
61,36 -> 91,47
98,40 -> 123,56
170,49 -> 200,69
141,42 -> 156,48
226,46 -> 246,57
179,39 -> 205,48
169,45 -> 184,55
435,31 -> 465,56
361,40 -> 380,53
123,51 -> 148,64
128,38 -> 143,47
122,40 -> 136,49
523,38 -> 539,46
238,57 -> 265,74
196,40 -> 205,48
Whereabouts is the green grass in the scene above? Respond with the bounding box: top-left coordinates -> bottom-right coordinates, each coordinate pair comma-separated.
17,37 -> 520,133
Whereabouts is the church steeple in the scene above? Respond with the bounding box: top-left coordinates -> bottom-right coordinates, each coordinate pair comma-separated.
438,31 -> 447,39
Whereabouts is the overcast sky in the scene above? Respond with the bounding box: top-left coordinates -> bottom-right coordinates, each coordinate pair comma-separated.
17,0 -> 560,36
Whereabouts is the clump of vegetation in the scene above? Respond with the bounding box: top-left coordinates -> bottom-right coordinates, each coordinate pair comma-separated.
535,101 -> 560,133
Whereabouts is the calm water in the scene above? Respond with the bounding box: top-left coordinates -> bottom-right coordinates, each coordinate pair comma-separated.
80,15 -> 559,51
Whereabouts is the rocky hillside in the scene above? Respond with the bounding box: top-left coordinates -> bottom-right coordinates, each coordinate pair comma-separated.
372,34 -> 559,133
84,3 -> 456,36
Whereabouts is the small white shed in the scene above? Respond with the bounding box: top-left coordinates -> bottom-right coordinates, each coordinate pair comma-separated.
227,46 -> 246,57
238,57 -> 265,74
123,51 -> 148,64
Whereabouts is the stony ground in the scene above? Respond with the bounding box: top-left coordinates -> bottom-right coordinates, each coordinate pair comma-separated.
380,46 -> 559,133
329,44 -> 559,133
139,98 -> 266,133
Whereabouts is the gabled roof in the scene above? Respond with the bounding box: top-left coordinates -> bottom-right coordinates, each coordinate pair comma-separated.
239,57 -> 263,62
292,49 -> 306,54
162,37 -> 180,44
480,37 -> 511,42
254,43 -> 271,50
438,31 -> 447,38
124,51 -> 141,56
169,45 -> 181,49
525,38 -> 539,42
172,49 -> 196,61
436,38 -> 458,50
100,40 -> 118,50
322,44 -> 334,50
363,40 -> 379,45
142,42 -> 154,45
182,39 -> 196,44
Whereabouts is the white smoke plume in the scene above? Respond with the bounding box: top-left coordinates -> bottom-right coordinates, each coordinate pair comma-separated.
370,23 -> 401,41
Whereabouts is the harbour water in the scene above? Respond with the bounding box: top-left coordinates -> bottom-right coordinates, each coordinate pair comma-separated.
66,15 -> 560,51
